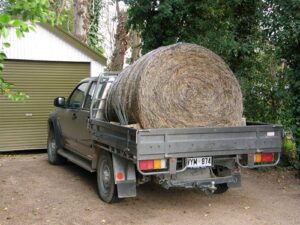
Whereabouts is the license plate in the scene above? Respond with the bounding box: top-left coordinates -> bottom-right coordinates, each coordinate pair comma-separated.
186,157 -> 212,168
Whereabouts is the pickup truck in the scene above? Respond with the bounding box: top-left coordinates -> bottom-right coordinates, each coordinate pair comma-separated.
48,73 -> 283,203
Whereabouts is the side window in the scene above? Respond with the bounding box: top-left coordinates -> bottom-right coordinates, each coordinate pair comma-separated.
68,82 -> 88,109
83,82 -> 96,110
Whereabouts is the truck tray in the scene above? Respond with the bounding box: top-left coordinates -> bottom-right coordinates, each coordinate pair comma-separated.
90,120 -> 283,161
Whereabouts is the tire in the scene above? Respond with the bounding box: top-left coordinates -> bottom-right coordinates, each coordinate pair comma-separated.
214,183 -> 229,194
97,152 -> 119,203
47,128 -> 66,165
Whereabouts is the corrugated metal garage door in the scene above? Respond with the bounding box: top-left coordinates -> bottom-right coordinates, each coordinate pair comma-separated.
0,60 -> 90,151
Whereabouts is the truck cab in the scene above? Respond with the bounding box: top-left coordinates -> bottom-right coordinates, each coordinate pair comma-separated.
49,75 -> 116,159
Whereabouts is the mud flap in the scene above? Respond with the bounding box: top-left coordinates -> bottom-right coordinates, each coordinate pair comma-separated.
112,154 -> 136,198
227,172 -> 241,188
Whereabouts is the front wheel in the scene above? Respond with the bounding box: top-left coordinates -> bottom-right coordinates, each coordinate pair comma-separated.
97,152 -> 119,203
47,129 -> 66,165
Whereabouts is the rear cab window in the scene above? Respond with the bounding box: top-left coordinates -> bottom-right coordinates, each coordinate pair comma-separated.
83,82 -> 97,111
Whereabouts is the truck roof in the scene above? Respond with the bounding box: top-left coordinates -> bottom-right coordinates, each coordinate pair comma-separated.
80,72 -> 119,84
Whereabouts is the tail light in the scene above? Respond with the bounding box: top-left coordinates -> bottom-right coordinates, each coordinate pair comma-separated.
255,153 -> 274,163
237,152 -> 279,168
139,159 -> 167,171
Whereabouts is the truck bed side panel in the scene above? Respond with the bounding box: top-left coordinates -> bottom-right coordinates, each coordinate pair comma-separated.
90,120 -> 137,158
136,125 -> 283,160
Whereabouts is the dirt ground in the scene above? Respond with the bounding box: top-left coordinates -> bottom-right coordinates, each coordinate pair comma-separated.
0,152 -> 299,225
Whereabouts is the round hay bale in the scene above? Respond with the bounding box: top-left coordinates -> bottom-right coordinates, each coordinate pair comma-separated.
105,43 -> 243,129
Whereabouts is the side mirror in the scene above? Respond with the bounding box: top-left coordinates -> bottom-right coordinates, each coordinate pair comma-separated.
54,97 -> 65,108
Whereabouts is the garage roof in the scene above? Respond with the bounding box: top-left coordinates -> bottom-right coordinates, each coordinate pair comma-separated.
40,23 -> 107,65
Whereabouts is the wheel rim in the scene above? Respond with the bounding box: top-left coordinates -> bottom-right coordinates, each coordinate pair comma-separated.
101,160 -> 112,194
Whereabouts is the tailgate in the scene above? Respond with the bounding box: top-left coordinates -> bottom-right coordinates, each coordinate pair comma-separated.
136,125 -> 283,160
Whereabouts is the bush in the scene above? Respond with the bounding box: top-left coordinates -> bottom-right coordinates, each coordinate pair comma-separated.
282,132 -> 299,168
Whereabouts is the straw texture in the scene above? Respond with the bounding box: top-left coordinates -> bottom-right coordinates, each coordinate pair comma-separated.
105,43 -> 243,129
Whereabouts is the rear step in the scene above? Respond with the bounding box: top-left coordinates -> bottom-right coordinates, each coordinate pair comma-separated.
57,149 -> 95,172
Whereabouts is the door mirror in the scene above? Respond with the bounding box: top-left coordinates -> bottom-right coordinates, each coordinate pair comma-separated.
54,97 -> 65,107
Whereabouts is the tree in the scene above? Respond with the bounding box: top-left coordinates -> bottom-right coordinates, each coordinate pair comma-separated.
50,0 -> 103,52
74,0 -> 91,44
128,29 -> 140,63
107,0 -> 128,71
49,0 -> 67,25
88,0 -> 103,52
263,0 -> 300,149
0,0 -> 53,101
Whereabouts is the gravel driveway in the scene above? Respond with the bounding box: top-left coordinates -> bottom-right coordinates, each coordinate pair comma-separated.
0,153 -> 299,225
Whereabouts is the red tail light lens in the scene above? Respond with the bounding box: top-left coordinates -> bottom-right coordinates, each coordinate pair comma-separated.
139,160 -> 154,170
139,159 -> 167,171
261,153 -> 273,162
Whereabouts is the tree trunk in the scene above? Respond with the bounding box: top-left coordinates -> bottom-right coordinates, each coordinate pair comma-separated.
107,1 -> 128,71
49,0 -> 67,25
56,0 -> 66,25
74,0 -> 91,44
129,29 -> 141,63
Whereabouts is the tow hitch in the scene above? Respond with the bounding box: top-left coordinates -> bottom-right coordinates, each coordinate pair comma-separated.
198,181 -> 217,194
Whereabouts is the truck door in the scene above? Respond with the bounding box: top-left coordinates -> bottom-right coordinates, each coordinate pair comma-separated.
72,81 -> 97,158
59,82 -> 89,153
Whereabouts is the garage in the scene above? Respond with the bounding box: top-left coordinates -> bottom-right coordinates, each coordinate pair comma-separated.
0,24 -> 106,152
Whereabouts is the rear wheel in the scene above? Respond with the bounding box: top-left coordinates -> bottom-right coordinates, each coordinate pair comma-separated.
47,128 -> 66,165
214,183 -> 229,194
97,152 -> 119,203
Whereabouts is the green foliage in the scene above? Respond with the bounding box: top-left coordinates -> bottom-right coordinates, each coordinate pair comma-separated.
0,77 -> 29,101
283,133 -> 299,168
127,0 -> 268,83
127,0 -> 262,59
0,0 -> 53,102
50,0 -> 74,31
51,0 -> 104,53
6,0 -> 54,23
61,5 -> 75,33
263,0 -> 300,152
88,0 -> 104,53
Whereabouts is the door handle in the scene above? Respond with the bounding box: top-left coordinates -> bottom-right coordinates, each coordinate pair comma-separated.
72,113 -> 77,120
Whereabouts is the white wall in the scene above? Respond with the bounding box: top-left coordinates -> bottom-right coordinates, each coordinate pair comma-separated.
91,61 -> 104,77
2,24 -> 104,77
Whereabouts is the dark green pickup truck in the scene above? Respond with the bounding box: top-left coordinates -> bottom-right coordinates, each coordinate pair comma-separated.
48,73 -> 283,203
